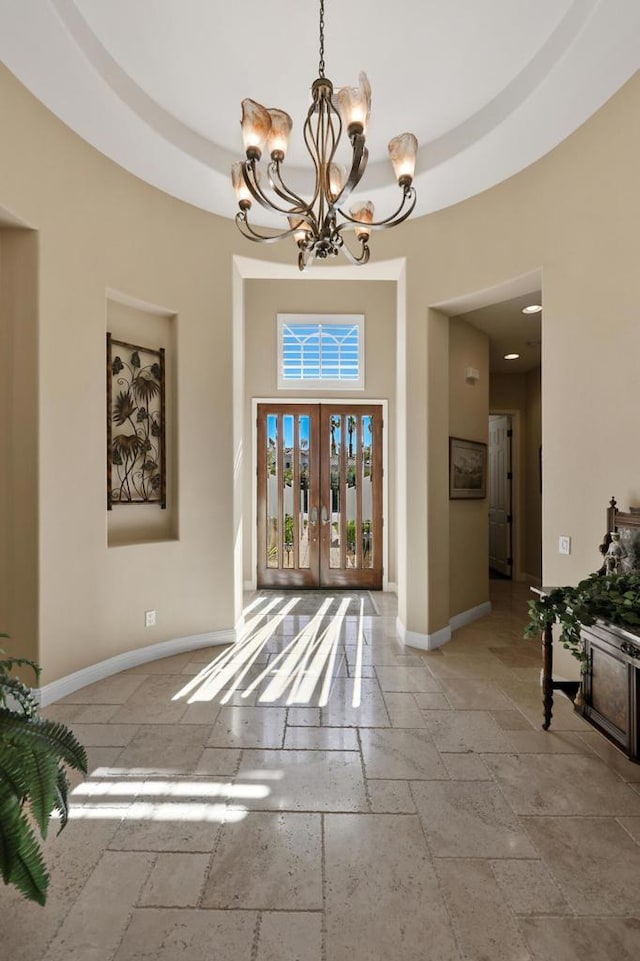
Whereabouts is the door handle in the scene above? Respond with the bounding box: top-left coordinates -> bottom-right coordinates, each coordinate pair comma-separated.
310,506 -> 318,527
321,505 -> 329,526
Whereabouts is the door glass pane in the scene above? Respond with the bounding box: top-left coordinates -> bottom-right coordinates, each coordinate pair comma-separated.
346,414 -> 357,568
266,414 -> 278,568
298,415 -> 310,569
329,414 -> 341,568
283,414 -> 294,569
362,415 -> 373,568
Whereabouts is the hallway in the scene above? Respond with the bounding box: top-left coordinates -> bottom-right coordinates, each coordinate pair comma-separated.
4,582 -> 640,960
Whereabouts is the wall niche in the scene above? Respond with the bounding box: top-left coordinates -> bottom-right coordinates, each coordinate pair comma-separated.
106,293 -> 177,547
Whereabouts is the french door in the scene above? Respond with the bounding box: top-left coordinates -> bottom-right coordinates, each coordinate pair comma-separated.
257,404 -> 383,589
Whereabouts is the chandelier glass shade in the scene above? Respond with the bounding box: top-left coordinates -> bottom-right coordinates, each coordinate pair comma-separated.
231,0 -> 418,270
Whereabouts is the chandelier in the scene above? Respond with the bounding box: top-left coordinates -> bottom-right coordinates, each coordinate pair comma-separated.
231,0 -> 418,270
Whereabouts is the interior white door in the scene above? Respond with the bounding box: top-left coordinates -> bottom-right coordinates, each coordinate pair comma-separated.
488,414 -> 512,576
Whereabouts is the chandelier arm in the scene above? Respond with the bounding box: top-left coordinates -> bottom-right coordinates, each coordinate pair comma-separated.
302,103 -> 325,213
267,162 -> 314,215
332,138 -> 368,209
235,211 -> 306,245
339,239 -> 370,266
241,162 -> 307,219
336,186 -> 417,232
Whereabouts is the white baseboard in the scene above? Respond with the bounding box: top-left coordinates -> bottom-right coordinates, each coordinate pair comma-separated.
243,580 -> 257,592
383,581 -> 397,594
36,629 -> 235,707
397,599 -> 492,652
449,600 -> 492,631
396,617 -> 451,652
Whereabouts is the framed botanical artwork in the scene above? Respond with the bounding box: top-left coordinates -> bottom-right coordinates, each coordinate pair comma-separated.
107,334 -> 166,509
449,436 -> 487,499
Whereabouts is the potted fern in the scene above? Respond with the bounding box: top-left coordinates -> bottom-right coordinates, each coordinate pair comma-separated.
0,636 -> 87,905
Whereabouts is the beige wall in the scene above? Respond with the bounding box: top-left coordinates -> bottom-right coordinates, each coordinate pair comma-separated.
449,317 -> 489,617
243,279 -> 397,585
490,370 -> 542,582
0,61 -> 639,680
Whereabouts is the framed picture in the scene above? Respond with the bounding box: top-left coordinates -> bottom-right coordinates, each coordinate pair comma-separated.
107,334 -> 166,509
449,436 -> 487,499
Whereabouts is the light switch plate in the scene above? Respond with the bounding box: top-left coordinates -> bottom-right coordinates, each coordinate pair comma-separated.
559,536 -> 571,555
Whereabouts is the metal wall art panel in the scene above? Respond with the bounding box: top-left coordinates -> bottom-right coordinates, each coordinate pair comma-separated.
106,334 -> 166,509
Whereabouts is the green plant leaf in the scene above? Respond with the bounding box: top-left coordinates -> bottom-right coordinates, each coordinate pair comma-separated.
0,711 -> 87,774
0,793 -> 49,905
53,767 -> 71,834
22,748 -> 59,837
0,676 -> 40,717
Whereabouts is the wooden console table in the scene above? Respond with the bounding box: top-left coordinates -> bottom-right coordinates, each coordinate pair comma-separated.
532,587 -> 640,762
531,586 -> 580,730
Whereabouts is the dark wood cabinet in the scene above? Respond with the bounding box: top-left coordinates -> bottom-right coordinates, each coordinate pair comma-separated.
580,621 -> 640,762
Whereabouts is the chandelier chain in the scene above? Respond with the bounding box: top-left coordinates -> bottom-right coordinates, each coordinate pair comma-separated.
318,0 -> 325,79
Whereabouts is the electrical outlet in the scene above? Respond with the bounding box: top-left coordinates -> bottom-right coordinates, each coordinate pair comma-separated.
145,610 -> 156,628
558,536 -> 571,556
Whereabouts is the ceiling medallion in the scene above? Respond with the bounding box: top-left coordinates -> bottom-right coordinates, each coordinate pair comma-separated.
231,0 -> 418,270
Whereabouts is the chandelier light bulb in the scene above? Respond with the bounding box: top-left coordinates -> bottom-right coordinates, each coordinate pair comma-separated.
337,72 -> 371,136
388,133 -> 418,186
350,201 -> 375,241
241,99 -> 271,160
328,163 -> 347,199
266,109 -> 293,161
231,162 -> 252,208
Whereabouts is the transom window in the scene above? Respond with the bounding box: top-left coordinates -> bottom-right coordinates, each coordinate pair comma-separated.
277,314 -> 365,390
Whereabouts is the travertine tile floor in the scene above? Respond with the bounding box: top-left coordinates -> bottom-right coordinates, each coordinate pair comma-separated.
4,580 -> 640,960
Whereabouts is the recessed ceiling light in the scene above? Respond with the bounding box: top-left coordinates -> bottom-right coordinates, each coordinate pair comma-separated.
522,304 -> 542,314
504,353 -> 520,360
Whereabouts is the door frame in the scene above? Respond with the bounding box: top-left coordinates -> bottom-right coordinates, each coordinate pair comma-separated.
249,397 -> 390,592
489,408 -> 524,581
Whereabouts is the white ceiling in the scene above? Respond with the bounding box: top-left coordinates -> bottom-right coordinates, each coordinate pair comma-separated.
0,0 -> 639,223
457,293 -> 542,375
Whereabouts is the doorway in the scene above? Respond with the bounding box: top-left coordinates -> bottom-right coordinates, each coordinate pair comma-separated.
256,403 -> 383,589
488,413 -> 513,577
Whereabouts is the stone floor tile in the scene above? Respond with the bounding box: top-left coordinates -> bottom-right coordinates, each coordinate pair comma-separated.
490,709 -> 535,731
321,677 -> 391,727
195,747 -> 241,775
440,752 -> 492,780
414,691 -> 451,710
178,700 -> 222,725
382,692 -> 428,728
138,852 -> 209,906
424,710 -> 514,753
72,704 -> 121,723
287,706 -> 321,726
325,814 -> 460,961
484,754 -> 640,816
108,675 -> 191,724
237,749 -> 368,811
59,673 -> 148,704
42,851 -> 154,961
207,706 -> 287,748
436,859 -> 531,961
438,677 -> 514,710
368,779 -> 416,813
519,918 -> 640,961
505,730 -> 595,754
126,652 -> 195,674
412,781 -> 536,858
375,665 -> 442,693
522,816 -> 640,915
0,820 -> 122,961
284,725 -> 359,751
360,728 -> 448,780
108,806 -> 224,852
67,723 -> 139,747
84,745 -> 126,777
113,908 -> 257,961
202,812 -> 322,909
115,724 -> 209,773
617,816 -> 640,842
576,730 -> 640,780
490,859 -> 571,915
256,912 -> 323,961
